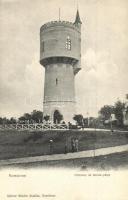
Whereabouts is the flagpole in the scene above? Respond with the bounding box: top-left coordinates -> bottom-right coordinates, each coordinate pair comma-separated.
59,8 -> 60,21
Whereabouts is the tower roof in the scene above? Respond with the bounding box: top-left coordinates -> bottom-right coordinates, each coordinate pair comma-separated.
74,9 -> 82,24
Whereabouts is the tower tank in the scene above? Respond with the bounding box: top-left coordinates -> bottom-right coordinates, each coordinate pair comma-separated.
40,10 -> 82,123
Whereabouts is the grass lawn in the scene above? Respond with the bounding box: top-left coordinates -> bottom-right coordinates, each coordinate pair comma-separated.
0,129 -> 128,160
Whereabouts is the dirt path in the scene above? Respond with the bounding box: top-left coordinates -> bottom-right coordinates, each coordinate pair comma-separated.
0,144 -> 128,166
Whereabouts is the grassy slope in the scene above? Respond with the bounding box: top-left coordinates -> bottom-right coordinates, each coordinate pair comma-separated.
0,130 -> 128,160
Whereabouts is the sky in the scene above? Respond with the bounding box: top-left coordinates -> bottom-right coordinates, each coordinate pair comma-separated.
0,0 -> 128,118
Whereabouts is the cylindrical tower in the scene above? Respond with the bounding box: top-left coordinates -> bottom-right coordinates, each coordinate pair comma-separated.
40,10 -> 82,123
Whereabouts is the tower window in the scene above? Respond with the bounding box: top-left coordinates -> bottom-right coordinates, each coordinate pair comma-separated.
56,78 -> 58,85
41,41 -> 44,52
66,36 -> 71,50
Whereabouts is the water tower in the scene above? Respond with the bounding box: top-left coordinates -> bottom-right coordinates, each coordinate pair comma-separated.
40,10 -> 82,123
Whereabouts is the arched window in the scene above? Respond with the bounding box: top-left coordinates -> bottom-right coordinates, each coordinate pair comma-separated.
66,36 -> 71,50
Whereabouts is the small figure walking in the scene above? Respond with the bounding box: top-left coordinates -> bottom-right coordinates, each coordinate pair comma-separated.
71,138 -> 75,152
75,138 -> 79,152
65,143 -> 68,154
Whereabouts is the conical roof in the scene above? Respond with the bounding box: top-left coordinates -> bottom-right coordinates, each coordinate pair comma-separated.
74,9 -> 82,24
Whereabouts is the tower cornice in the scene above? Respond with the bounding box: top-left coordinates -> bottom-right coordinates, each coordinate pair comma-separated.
40,20 -> 81,33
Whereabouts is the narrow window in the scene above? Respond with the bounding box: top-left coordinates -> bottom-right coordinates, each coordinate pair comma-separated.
56,78 -> 58,85
66,36 -> 71,50
41,41 -> 44,52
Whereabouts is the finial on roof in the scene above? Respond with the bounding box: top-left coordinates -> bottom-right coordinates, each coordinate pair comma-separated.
74,9 -> 82,25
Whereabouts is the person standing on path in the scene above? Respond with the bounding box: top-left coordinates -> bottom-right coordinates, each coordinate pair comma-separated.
71,138 -> 75,152
75,138 -> 79,152
49,139 -> 53,154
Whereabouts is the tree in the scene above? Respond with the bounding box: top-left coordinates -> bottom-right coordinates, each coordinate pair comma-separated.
31,110 -> 43,123
18,110 -> 43,124
18,116 -> 26,122
99,105 -> 115,120
24,113 -> 31,120
2,117 -> 10,124
53,110 -> 63,124
18,113 -> 31,124
114,100 -> 125,126
57,113 -> 63,124
44,115 -> 50,122
0,117 -> 3,124
10,117 -> 17,124
73,114 -> 83,126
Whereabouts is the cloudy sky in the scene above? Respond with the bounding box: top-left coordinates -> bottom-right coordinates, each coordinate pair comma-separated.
0,0 -> 128,118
